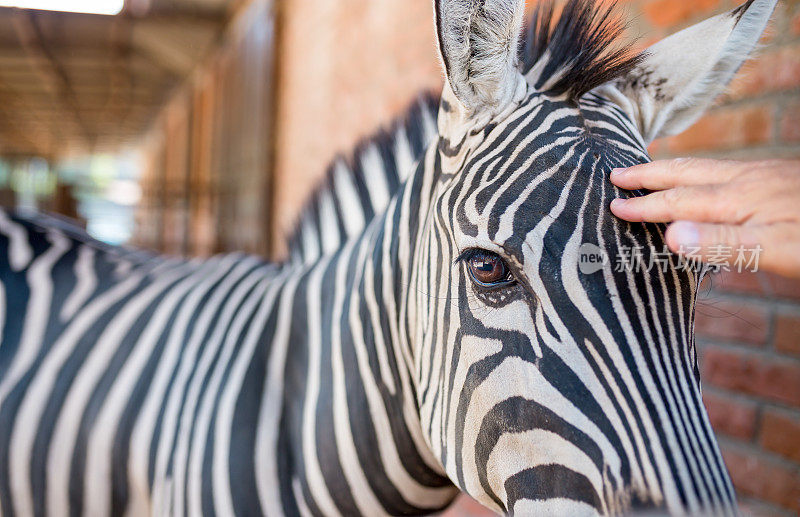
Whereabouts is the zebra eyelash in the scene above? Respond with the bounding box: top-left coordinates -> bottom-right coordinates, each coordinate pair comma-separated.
454,248 -> 475,265
453,248 -> 504,265
454,248 -> 490,266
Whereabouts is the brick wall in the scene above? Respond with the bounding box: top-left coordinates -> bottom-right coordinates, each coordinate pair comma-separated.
271,0 -> 800,514
693,270 -> 800,516
644,0 -> 800,162
269,0 -> 442,257
640,0 -> 800,514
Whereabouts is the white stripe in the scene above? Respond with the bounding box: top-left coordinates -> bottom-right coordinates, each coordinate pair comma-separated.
300,214 -> 320,264
213,270 -> 285,517
301,256 -> 342,517
8,271 -> 145,517
123,255 -> 238,517
60,245 -> 97,321
145,257 -> 260,516
444,334 -> 502,480
318,190 -> 341,256
330,241 -> 389,516
460,357 -> 620,512
392,148 -> 448,477
513,498 -> 598,516
360,144 -> 391,214
361,237 -> 396,395
0,211 -> 33,271
187,276 -> 269,517
0,230 -> 70,436
355,243 -> 455,505
255,270 -> 303,515
637,230 -> 718,508
393,128 -> 416,183
420,102 -> 439,146
0,281 -> 5,350
114,258 -> 134,278
292,477 -> 314,517
486,430 -> 604,511
83,258 -> 227,517
168,264 -> 265,517
332,161 -> 365,238
44,263 -> 194,516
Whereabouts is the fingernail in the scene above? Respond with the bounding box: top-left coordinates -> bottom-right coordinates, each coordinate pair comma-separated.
670,222 -> 700,248
611,168 -> 627,177
610,198 -> 627,208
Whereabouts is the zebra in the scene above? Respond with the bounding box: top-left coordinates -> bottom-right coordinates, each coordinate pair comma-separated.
0,0 -> 777,515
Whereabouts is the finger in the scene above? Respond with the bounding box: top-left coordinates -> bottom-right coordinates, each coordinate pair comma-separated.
739,223 -> 800,279
610,158 -> 746,191
610,185 -> 740,224
664,221 -> 766,272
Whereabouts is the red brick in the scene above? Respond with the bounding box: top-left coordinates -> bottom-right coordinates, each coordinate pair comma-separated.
694,300 -> 770,345
667,105 -> 773,153
764,273 -> 800,302
721,446 -> 800,512
738,499 -> 789,517
781,102 -> 800,143
775,313 -> 800,356
792,10 -> 800,37
703,391 -> 758,440
643,0 -> 692,28
760,409 -> 800,463
701,347 -> 800,407
711,270 -> 768,296
643,0 -> 721,28
727,44 -> 800,100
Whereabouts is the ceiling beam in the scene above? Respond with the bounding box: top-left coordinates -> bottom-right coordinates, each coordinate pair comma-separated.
0,3 -> 228,158
11,10 -> 93,147
100,15 -> 135,129
0,6 -> 225,25
0,74 -> 53,155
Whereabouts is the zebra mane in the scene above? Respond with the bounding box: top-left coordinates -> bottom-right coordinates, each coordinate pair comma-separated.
285,94 -> 439,263
521,0 -> 644,100
286,0 -> 641,262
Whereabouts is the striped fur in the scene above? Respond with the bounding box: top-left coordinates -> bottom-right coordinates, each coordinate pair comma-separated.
0,0 -> 777,515
286,96 -> 440,265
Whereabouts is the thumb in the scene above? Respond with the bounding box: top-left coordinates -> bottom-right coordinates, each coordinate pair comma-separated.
665,221 -> 763,271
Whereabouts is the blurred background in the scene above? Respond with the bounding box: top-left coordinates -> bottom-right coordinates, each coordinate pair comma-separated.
0,0 -> 797,514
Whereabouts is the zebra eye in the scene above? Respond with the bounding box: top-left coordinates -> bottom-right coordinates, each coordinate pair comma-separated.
463,250 -> 514,287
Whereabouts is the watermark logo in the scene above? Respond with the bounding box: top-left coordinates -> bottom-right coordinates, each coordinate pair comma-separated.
578,243 -> 609,274
578,243 -> 763,275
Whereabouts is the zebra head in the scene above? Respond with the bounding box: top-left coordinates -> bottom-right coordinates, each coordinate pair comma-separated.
413,0 -> 777,514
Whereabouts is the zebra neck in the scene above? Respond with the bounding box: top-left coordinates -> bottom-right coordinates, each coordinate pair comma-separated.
275,147 -> 457,515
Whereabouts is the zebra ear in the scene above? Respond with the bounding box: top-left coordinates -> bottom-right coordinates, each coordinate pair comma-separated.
435,0 -> 527,120
598,0 -> 777,144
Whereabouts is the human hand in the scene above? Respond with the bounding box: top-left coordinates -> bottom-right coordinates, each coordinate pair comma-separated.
609,158 -> 800,278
